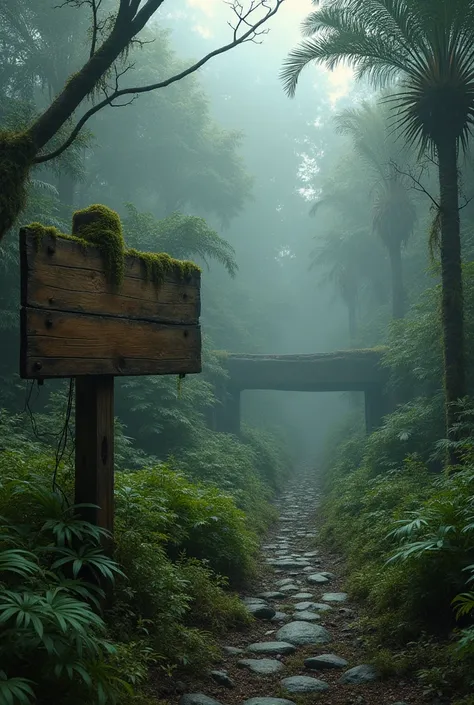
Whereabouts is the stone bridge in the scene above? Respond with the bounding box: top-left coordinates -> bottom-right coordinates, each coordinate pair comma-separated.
212,348 -> 390,435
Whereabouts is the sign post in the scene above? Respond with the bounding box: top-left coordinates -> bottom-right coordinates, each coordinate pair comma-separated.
20,224 -> 201,533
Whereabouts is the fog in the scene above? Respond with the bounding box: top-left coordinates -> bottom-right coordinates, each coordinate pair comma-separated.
4,2 -> 474,701
156,0 -> 362,462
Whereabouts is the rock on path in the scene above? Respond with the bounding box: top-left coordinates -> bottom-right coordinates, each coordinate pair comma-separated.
276,621 -> 332,646
238,659 -> 284,675
305,654 -> 348,670
247,641 -> 296,655
339,664 -> 379,684
281,675 -> 329,693
179,695 -> 223,705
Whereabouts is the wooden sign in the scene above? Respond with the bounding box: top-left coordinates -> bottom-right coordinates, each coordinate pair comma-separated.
20,229 -> 201,378
19,224 -> 202,534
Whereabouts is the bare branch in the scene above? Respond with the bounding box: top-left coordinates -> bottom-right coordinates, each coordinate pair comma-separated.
56,0 -> 106,58
33,0 -> 285,164
389,159 -> 440,210
90,0 -> 102,57
459,196 -> 474,211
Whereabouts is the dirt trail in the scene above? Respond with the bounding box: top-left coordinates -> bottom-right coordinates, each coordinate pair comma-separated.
173,474 -> 423,705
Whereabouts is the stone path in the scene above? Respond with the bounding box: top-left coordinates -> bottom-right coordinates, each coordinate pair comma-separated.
176,475 -> 422,705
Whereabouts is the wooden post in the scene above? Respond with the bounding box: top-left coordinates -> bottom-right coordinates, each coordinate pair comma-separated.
75,376 -> 115,532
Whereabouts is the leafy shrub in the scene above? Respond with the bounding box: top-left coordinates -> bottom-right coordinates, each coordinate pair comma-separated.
0,433 -> 263,702
241,424 -> 290,493
177,431 -> 277,533
115,464 -> 258,583
0,478 -> 129,705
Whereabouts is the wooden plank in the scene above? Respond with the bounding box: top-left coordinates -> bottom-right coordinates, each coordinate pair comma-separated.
20,229 -> 200,324
21,308 -> 201,378
75,376 -> 114,533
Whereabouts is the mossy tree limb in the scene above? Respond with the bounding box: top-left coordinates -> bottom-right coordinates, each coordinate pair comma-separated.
0,1 -> 284,243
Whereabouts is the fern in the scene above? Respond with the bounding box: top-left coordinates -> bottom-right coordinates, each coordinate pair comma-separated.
0,672 -> 34,705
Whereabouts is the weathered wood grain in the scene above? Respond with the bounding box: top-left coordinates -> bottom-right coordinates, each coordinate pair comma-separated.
20,228 -> 200,324
21,308 -> 201,378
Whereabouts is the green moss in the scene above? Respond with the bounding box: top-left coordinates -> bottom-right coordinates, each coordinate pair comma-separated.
26,222 -> 91,253
29,203 -> 200,290
127,248 -> 199,285
213,350 -> 230,360
0,131 -> 36,238
72,204 -> 125,287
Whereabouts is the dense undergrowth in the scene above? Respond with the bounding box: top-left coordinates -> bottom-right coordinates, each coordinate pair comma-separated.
318,270 -> 474,703
0,389 -> 287,704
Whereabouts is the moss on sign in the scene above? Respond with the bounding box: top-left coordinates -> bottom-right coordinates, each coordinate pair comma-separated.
28,203 -> 200,289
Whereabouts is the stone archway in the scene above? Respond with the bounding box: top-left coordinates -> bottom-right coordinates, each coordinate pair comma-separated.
213,348 -> 390,436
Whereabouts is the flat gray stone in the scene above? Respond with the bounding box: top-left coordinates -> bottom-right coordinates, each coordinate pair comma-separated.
303,551 -> 319,557
294,601 -> 331,612
272,611 -> 290,622
276,578 -> 296,587
281,676 -> 329,694
210,671 -> 234,688
222,646 -> 244,655
238,658 -> 284,675
258,591 -> 285,600
339,665 -> 378,684
248,641 -> 296,655
305,654 -> 348,670
322,592 -> 348,602
307,573 -> 329,584
244,699 -> 295,705
179,695 -> 223,705
279,585 -> 300,593
293,592 -> 313,599
276,621 -> 332,646
292,610 -> 321,622
242,597 -> 267,605
246,603 -> 276,620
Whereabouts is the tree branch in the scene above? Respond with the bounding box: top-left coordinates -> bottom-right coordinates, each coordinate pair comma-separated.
34,0 -> 285,164
389,159 -> 440,210
90,0 -> 102,57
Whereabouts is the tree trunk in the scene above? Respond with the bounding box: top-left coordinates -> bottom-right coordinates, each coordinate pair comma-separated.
437,135 -> 465,464
388,241 -> 405,319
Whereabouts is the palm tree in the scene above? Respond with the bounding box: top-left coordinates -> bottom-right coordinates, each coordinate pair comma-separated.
282,0 -> 474,448
310,228 -> 363,342
335,101 -> 416,319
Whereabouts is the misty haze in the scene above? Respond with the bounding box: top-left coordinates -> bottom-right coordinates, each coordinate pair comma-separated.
1,1 -> 474,704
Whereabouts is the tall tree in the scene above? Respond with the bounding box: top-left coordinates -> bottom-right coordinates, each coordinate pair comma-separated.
282,0 -> 474,454
335,101 -> 416,319
310,229 -> 363,342
0,0 -> 284,240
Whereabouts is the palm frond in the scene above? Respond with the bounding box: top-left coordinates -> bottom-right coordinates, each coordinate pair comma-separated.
283,0 -> 474,155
